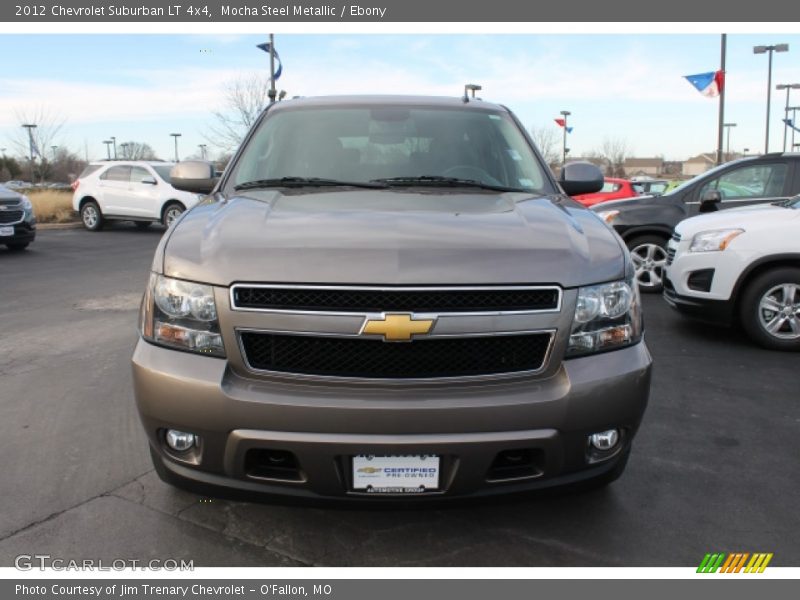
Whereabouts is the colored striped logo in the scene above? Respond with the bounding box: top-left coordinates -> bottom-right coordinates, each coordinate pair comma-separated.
697,553 -> 773,573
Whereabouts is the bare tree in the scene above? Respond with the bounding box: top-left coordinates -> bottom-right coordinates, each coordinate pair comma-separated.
10,107 -> 66,181
118,141 -> 159,160
206,73 -> 271,152
599,137 -> 630,178
529,125 -> 561,167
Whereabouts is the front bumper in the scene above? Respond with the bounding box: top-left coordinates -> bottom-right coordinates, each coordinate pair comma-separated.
1,221 -> 35,245
132,339 -> 652,500
663,277 -> 735,326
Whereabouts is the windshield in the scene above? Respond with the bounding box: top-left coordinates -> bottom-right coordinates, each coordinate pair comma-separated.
228,105 -> 552,194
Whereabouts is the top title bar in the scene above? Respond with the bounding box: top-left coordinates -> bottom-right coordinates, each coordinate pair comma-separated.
1,0 -> 795,22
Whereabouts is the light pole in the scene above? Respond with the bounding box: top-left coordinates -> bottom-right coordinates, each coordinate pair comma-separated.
170,133 -> 181,162
198,144 -> 207,160
753,44 -> 789,153
723,123 -> 737,159
789,106 -> 800,151
257,35 -> 279,104
120,143 -> 129,159
103,140 -> 113,160
743,147 -> 750,157
22,123 -> 37,182
51,145 -> 58,162
776,83 -> 800,151
110,136 -> 117,159
560,110 -> 571,166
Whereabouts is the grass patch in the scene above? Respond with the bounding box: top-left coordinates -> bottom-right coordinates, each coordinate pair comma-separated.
28,190 -> 76,223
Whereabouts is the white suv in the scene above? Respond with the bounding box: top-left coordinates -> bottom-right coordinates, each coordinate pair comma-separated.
72,161 -> 202,231
663,196 -> 800,350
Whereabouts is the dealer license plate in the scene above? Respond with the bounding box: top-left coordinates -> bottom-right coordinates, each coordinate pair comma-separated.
352,454 -> 440,493
0,226 -> 13,237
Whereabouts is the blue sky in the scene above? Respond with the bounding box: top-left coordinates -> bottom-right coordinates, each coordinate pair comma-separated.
2,33 -> 800,163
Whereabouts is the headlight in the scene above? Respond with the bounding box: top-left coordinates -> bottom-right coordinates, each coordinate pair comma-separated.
139,273 -> 225,357
596,210 -> 619,224
689,229 -> 744,252
21,195 -> 35,222
566,279 -> 642,357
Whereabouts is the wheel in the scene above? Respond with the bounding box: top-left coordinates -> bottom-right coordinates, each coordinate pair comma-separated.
6,242 -> 29,251
80,200 -> 104,231
740,267 -> 800,351
162,202 -> 185,228
134,221 -> 152,230
627,235 -> 668,293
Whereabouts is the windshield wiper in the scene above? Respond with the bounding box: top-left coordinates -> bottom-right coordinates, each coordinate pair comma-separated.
371,176 -> 526,193
234,177 -> 388,191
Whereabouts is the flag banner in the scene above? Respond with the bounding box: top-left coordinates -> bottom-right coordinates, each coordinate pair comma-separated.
554,118 -> 566,127
566,126 -> 573,133
783,118 -> 800,133
684,70 -> 725,97
256,42 -> 283,80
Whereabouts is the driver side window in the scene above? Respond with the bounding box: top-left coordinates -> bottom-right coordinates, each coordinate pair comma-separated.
697,163 -> 787,201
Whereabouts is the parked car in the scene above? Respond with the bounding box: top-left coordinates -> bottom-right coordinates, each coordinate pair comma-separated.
593,154 -> 800,293
71,161 -> 203,231
0,183 -> 36,250
132,95 -> 652,502
573,177 -> 639,207
4,180 -> 32,191
630,178 -> 670,196
664,195 -> 800,351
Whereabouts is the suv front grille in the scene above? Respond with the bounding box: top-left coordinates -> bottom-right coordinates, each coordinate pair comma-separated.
231,285 -> 560,313
239,332 -> 552,379
0,209 -> 23,224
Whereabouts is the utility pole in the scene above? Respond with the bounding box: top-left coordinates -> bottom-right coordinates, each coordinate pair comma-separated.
170,133 -> 182,162
716,34 -> 726,165
22,123 -> 37,182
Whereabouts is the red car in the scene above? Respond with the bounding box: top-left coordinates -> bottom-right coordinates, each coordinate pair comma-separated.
573,177 -> 639,207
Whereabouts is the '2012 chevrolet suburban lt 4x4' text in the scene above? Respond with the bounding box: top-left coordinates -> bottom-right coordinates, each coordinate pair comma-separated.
132,96 -> 652,501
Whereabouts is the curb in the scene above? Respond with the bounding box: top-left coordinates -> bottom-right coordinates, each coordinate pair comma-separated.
37,222 -> 83,230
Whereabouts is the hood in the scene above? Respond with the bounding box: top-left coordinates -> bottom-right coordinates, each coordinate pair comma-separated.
590,194 -> 659,212
0,186 -> 23,200
162,190 -> 625,288
675,202 -> 799,237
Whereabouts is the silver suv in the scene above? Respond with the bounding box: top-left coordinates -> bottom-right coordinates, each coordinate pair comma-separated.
132,96 -> 652,501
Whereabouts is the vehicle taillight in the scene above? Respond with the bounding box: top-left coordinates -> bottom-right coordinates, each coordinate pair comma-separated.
71,180 -> 80,192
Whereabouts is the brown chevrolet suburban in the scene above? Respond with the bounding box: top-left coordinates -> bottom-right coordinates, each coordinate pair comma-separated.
132,95 -> 652,501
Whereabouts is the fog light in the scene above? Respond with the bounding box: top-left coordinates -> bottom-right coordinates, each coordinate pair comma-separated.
589,429 -> 620,451
166,429 -> 196,452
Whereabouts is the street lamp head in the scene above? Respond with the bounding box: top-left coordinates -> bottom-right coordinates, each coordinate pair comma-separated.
776,83 -> 800,90
724,123 -> 737,127
170,133 -> 182,137
560,110 -> 571,117
775,44 -> 789,53
753,45 -> 767,54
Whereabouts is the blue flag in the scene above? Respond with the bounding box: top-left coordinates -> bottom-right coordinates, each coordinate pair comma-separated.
256,42 -> 283,80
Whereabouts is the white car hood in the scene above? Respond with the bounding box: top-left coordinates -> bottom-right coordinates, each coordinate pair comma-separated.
675,204 -> 800,238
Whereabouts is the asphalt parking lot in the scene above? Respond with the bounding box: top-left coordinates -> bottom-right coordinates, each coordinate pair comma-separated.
1,225 -> 798,567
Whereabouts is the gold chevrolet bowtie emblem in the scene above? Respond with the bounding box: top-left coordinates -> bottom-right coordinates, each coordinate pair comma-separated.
362,313 -> 434,342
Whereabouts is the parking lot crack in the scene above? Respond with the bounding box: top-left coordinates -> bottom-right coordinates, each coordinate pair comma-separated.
0,468 -> 153,543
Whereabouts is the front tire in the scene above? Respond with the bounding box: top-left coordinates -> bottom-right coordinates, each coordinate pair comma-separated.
162,202 -> 185,228
740,267 -> 800,351
6,242 -> 29,251
627,235 -> 668,293
80,200 -> 104,231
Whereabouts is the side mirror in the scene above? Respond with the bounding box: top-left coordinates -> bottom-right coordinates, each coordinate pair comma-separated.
140,177 -> 157,185
170,161 -> 218,194
699,189 -> 722,213
559,161 -> 604,197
